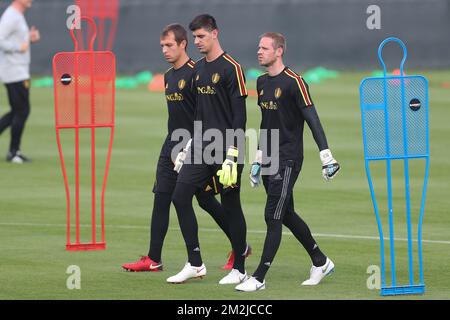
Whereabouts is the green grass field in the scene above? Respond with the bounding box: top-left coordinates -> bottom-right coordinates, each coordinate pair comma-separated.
1,71 -> 449,300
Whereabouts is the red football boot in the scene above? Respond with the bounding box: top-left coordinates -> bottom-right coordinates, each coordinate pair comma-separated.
122,256 -> 163,272
222,245 -> 252,270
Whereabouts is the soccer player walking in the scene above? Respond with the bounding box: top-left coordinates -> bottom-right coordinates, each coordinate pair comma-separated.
0,0 -> 40,163
236,33 -> 340,292
122,24 -> 234,272
167,15 -> 250,284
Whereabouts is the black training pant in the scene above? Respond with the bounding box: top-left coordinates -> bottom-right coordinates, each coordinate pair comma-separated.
0,80 -> 31,153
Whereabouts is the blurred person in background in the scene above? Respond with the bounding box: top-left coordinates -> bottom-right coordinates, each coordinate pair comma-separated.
0,0 -> 40,164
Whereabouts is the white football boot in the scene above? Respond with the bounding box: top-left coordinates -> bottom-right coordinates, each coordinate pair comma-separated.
219,268 -> 248,285
235,276 -> 266,292
166,262 -> 206,284
301,257 -> 335,286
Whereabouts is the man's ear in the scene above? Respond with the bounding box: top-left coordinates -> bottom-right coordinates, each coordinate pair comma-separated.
212,29 -> 219,40
180,39 -> 187,50
276,47 -> 284,58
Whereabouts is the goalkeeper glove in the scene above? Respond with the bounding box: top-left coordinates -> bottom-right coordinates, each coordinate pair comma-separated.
217,146 -> 239,187
320,149 -> 340,181
249,150 -> 262,188
174,139 -> 192,173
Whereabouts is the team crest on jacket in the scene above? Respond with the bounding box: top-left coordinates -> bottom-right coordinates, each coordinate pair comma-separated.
274,88 -> 282,99
212,73 -> 220,84
178,79 -> 186,90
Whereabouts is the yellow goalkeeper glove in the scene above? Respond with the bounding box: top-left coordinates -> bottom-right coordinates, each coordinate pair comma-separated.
217,146 -> 239,187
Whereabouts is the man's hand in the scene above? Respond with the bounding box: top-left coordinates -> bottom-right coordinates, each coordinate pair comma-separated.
19,42 -> 29,53
29,26 -> 40,43
320,149 -> 340,181
217,147 -> 239,187
173,139 -> 192,173
249,150 -> 262,188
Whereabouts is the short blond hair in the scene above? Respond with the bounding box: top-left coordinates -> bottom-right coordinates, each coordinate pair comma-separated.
260,32 -> 286,56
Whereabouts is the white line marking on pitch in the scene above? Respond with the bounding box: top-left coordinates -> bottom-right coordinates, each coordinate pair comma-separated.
1,222 -> 450,245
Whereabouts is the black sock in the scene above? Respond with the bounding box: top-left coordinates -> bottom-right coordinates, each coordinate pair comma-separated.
186,244 -> 202,267
221,190 -> 247,274
172,182 -> 202,267
253,219 -> 283,282
148,192 -> 172,262
284,211 -> 327,267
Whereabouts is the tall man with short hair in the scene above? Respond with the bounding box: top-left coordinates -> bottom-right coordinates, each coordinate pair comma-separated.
167,14 -> 250,285
122,24 -> 234,272
0,0 -> 40,163
236,32 -> 340,292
